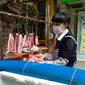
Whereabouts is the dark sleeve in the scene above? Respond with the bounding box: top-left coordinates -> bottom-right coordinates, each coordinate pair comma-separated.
58,37 -> 76,62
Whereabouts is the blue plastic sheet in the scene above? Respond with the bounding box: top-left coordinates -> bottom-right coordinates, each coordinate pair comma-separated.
0,60 -> 85,85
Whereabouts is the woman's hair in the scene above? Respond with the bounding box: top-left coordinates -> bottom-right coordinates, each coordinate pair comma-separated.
52,12 -> 70,25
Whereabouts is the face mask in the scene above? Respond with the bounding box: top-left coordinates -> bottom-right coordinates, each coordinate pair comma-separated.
53,26 -> 63,38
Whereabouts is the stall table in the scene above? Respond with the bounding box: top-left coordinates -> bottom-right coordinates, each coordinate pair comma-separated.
3,46 -> 48,60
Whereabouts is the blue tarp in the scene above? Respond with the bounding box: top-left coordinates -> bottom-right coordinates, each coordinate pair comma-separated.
0,60 -> 85,85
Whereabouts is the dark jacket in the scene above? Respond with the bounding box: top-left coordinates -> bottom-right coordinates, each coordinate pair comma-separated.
53,28 -> 77,67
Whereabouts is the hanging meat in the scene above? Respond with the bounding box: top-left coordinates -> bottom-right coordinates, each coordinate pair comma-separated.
22,35 -> 28,48
35,26 -> 39,46
18,34 -> 23,53
14,33 -> 20,53
35,35 -> 39,45
29,33 -> 34,47
7,33 -> 15,53
28,36 -> 32,48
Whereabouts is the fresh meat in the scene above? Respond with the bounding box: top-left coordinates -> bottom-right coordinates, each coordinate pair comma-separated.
18,34 -> 23,53
7,33 -> 15,53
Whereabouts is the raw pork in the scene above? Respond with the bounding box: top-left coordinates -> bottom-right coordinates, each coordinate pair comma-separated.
7,33 -> 15,53
18,34 -> 23,53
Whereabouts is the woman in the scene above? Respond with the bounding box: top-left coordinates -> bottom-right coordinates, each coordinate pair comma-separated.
41,12 -> 77,67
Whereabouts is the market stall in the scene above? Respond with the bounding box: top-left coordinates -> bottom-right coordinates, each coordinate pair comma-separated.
0,0 -> 52,60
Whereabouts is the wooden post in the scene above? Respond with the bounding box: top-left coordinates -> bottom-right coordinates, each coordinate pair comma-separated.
23,2 -> 34,36
1,33 -> 3,59
47,0 -> 50,53
26,5 -> 29,36
45,0 -> 48,46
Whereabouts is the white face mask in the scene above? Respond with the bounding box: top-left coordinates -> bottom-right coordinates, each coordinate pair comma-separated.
53,26 -> 63,38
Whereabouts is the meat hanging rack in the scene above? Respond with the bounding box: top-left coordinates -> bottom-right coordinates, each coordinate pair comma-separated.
0,11 -> 52,46
0,11 -> 52,59
0,11 -> 52,24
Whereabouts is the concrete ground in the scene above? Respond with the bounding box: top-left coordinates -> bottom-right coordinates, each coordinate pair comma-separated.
75,61 -> 85,70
